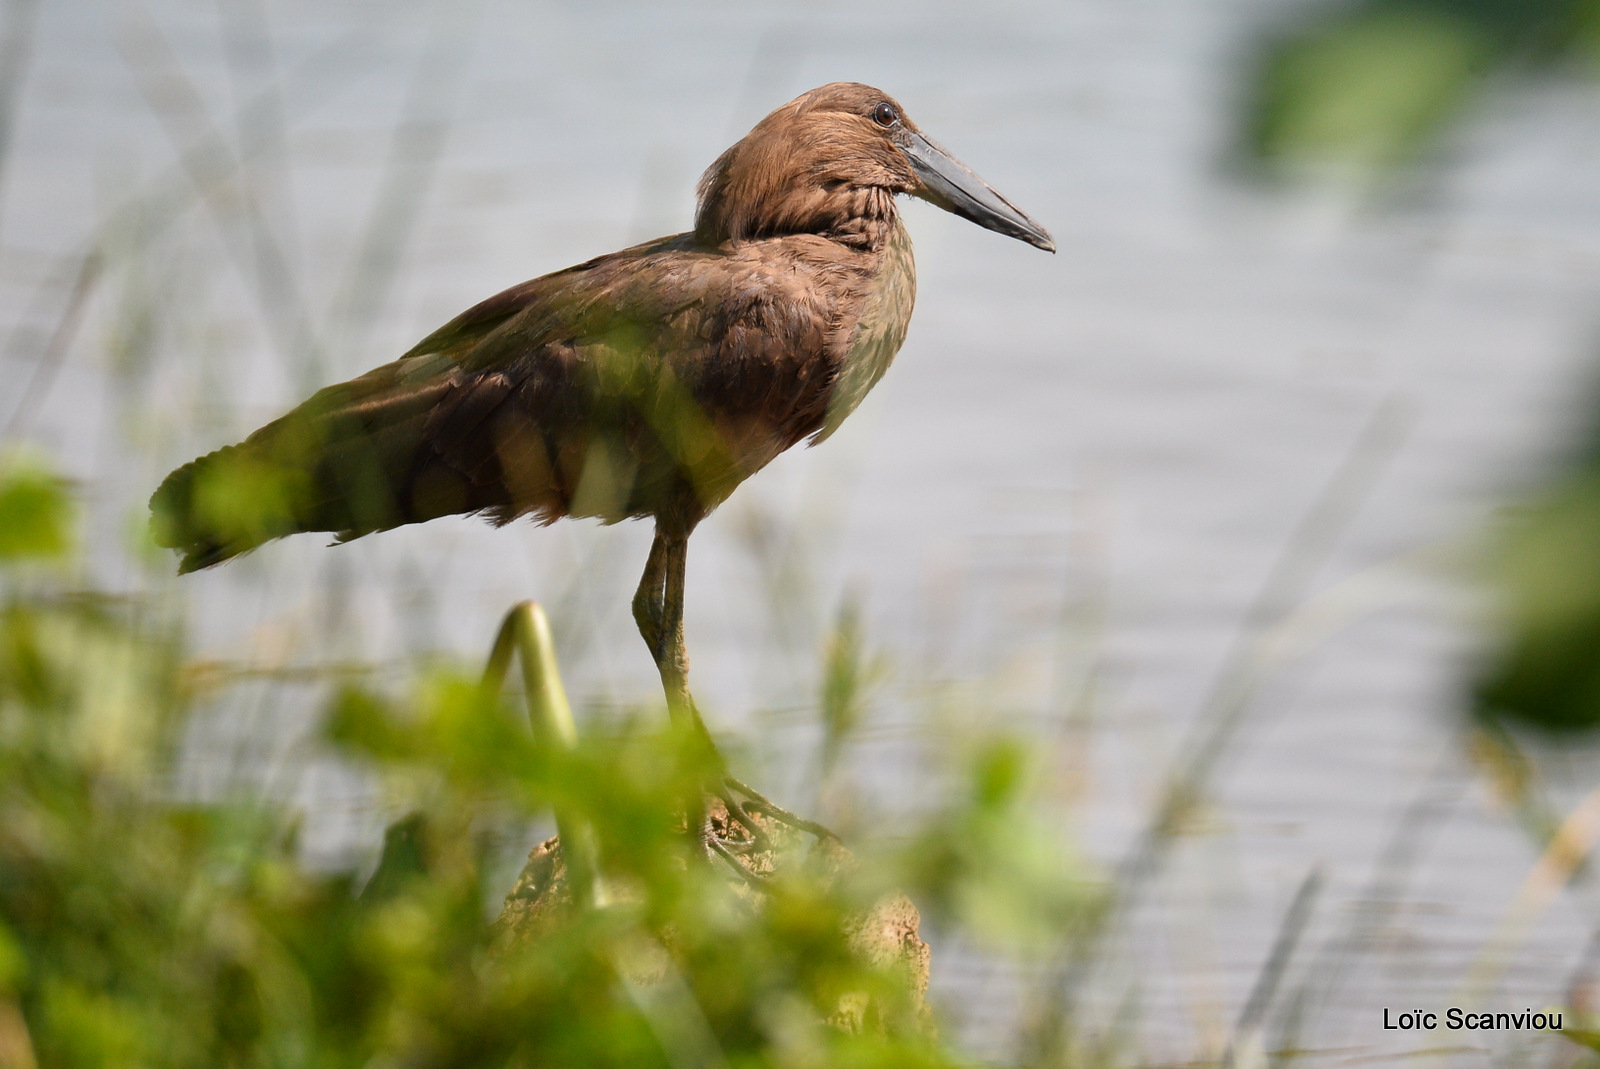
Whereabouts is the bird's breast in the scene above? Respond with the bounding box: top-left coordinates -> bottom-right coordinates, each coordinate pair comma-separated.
816,220 -> 916,441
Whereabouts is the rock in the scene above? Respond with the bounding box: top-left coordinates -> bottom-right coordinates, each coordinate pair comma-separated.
494,834 -> 575,946
492,803 -> 931,1033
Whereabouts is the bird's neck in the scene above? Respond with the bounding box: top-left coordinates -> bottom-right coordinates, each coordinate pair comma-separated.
696,183 -> 901,253
823,188 -> 900,251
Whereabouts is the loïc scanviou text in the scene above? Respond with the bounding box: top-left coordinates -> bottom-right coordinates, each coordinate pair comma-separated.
1383,1008 -> 1562,1031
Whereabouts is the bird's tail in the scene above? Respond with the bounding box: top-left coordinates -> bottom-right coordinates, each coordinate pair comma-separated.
150,365 -> 453,572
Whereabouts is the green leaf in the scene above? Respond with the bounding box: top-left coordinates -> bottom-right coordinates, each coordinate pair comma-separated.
0,457 -> 72,562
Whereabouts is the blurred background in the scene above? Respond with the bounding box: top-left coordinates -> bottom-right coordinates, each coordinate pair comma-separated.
6,0 -> 1600,1064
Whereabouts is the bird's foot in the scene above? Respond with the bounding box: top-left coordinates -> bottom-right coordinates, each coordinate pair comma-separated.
697,777 -> 840,888
721,776 -> 839,844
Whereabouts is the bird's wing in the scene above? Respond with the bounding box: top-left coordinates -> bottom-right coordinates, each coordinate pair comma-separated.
151,236 -> 847,571
400,234 -> 712,361
416,235 -> 847,519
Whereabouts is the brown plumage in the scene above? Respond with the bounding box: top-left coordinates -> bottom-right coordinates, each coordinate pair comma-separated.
151,81 -> 1052,730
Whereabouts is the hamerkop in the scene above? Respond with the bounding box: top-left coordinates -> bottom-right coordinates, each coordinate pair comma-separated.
151,82 -> 1052,822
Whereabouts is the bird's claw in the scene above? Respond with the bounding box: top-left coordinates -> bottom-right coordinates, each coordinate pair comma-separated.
723,776 -> 840,844
696,777 -> 839,888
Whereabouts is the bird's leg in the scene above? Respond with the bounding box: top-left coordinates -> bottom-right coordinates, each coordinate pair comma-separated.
634,526 -> 704,731
634,525 -> 836,868
637,529 -> 773,852
632,529 -> 731,847
631,529 -> 670,659
654,531 -> 695,725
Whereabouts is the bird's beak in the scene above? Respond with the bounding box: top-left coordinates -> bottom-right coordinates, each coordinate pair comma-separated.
902,130 -> 1055,253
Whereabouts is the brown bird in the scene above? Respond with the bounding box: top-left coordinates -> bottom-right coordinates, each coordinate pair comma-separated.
151,82 -> 1052,801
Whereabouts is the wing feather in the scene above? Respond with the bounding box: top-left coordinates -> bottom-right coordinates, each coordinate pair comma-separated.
151,233 -> 857,570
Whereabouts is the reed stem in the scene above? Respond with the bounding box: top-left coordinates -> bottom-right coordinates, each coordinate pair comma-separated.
483,600 -> 596,907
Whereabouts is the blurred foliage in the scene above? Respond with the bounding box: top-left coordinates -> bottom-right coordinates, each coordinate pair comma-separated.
1243,0 -> 1600,171
0,457 -> 1098,1067
905,741 -> 1100,953
0,456 -> 72,563
818,595 -> 888,780
1475,449 -> 1600,733
1242,3 -> 1600,730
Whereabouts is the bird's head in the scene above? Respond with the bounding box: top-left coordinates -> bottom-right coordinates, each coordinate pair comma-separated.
694,82 -> 1054,253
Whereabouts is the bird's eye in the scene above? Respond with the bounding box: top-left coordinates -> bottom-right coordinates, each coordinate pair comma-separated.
872,102 -> 898,127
